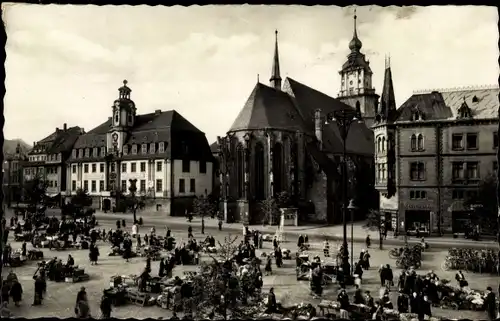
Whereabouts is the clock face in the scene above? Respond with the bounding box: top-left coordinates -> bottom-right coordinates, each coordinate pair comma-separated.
112,133 -> 118,142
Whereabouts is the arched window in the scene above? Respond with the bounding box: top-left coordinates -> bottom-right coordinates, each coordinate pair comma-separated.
253,142 -> 265,200
417,134 -> 424,151
382,137 -> 386,152
410,134 -> 417,151
273,142 -> 284,194
236,144 -> 245,198
377,137 -> 382,153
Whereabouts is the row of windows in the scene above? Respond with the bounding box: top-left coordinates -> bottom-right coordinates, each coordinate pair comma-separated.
451,162 -> 479,180
451,132 -> 498,151
73,160 -> 207,174
47,180 -> 58,188
29,154 -> 62,162
46,167 -> 58,175
451,189 -> 478,200
409,190 -> 427,199
123,142 -> 166,155
72,147 -> 107,159
24,168 -> 44,175
376,163 -> 387,181
119,179 -> 164,193
72,180 -> 105,193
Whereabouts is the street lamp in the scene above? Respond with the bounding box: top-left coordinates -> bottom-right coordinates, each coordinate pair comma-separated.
348,199 -> 357,274
325,107 -> 362,281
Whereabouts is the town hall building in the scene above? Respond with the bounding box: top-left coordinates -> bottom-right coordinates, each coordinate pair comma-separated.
66,81 -> 214,216
215,14 -> 377,225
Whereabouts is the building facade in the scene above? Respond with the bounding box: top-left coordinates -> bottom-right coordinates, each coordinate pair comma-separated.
66,81 -> 214,216
216,19 -> 376,225
374,82 -> 499,235
3,142 -> 29,207
23,124 -> 83,204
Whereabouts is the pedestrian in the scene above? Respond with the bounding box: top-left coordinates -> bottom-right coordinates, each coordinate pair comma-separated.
33,276 -> 44,306
1,280 -> 10,305
265,256 -> 273,275
484,286 -> 497,320
10,280 -> 23,307
218,219 -> 222,231
122,219 -> 126,228
116,220 -> 121,230
201,218 -> 205,235
188,226 -> 193,238
99,291 -> 112,319
365,234 -> 371,248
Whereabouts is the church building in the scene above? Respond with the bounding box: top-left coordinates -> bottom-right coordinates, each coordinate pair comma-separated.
216,14 -> 377,225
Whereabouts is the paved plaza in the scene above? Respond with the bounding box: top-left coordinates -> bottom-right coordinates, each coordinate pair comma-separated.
4,215 -> 499,319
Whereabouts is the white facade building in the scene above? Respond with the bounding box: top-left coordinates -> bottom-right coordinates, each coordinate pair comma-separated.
66,81 -> 214,216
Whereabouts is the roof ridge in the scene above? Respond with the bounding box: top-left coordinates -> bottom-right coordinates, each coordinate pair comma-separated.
413,85 -> 499,94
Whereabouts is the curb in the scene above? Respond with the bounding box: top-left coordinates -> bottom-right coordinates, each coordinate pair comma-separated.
95,215 -> 499,250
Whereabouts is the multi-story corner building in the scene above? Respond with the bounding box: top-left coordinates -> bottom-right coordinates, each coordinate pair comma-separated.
23,124 -> 83,202
3,141 -> 30,207
66,80 -> 214,216
373,73 -> 499,235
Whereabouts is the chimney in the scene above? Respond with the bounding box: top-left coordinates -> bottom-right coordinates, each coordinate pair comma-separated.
80,128 -> 85,134
33,141 -> 36,147
63,123 -> 67,131
314,109 -> 323,150
155,109 -> 161,115
56,127 -> 59,132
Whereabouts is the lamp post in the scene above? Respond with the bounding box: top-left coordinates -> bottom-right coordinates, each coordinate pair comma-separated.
129,178 -> 138,223
326,108 -> 362,281
348,199 -> 357,274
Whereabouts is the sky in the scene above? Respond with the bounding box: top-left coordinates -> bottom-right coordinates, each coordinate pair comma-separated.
3,5 -> 499,146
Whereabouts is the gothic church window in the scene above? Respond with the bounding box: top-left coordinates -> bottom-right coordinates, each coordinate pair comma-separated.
236,144 -> 245,198
272,142 -> 284,194
254,142 -> 265,200
382,137 -> 386,152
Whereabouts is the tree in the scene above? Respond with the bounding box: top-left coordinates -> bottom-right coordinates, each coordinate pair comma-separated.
22,177 -> 47,212
186,235 -> 265,319
275,191 -> 292,208
71,188 -> 92,207
464,173 -> 499,234
259,196 -> 279,225
193,195 -> 216,234
363,209 -> 384,250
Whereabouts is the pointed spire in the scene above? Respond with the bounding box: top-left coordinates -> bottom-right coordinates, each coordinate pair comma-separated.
257,74 -> 260,83
379,56 -> 396,122
348,8 -> 362,52
270,30 -> 282,90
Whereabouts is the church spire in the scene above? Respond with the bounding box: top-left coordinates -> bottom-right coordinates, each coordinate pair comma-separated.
269,30 -> 282,91
348,9 -> 363,52
379,55 -> 396,122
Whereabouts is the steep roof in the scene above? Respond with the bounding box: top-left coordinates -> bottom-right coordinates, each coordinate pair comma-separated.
396,87 -> 499,122
229,82 -> 307,132
29,127 -> 82,155
72,110 -> 212,161
210,141 -> 219,154
284,77 -> 374,156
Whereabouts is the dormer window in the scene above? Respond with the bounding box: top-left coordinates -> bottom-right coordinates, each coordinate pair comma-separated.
457,98 -> 472,119
472,95 -> 479,103
132,144 -> 137,154
123,145 -> 129,155
141,144 -> 147,154
78,149 -> 84,158
58,153 -> 62,161
150,143 -> 156,154
93,147 -> 98,156
101,146 -> 106,156
85,148 -> 90,157
411,109 -> 425,121
159,142 -> 165,153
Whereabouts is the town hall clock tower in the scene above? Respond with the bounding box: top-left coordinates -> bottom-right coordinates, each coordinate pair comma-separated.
107,80 -> 136,154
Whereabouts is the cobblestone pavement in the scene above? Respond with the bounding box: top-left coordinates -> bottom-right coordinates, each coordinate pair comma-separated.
3,216 -> 499,319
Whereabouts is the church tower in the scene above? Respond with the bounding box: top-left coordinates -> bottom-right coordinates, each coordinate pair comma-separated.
337,10 -> 379,128
270,30 -> 282,91
107,80 -> 136,154
373,56 -> 397,198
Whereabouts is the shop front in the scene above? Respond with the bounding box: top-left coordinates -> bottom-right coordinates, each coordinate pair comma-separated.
379,194 -> 398,232
400,201 -> 438,235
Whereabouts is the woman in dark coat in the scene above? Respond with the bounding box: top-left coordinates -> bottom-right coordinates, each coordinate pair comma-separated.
10,280 -> 23,306
158,258 -> 165,277
265,256 -> 273,275
89,243 -> 99,265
